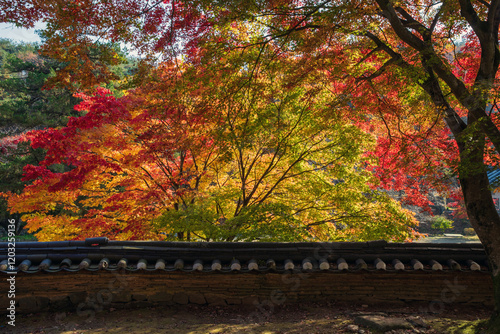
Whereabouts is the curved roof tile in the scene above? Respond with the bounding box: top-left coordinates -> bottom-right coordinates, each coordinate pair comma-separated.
0,238 -> 489,274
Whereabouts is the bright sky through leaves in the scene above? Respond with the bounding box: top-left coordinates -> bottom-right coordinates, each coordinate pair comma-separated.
0,22 -> 44,43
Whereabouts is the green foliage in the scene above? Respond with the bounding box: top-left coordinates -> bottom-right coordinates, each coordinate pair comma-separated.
0,39 -> 81,128
431,216 -> 454,232
0,234 -> 36,241
0,38 -> 138,127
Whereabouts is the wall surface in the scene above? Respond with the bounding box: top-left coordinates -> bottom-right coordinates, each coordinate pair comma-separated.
0,270 -> 493,314
1,240 -> 493,314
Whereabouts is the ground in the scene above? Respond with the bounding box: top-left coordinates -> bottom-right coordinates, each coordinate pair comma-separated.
1,302 -> 492,334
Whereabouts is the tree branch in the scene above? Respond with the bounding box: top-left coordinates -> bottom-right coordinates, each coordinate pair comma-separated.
375,0 -> 425,50
458,0 -> 487,41
394,6 -> 430,39
368,5 -> 500,154
363,32 -> 467,139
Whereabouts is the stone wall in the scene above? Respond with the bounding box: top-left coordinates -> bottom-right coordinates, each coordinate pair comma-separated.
0,270 -> 493,314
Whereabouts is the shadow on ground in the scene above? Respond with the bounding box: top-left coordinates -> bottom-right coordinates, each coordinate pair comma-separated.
2,302 -> 492,334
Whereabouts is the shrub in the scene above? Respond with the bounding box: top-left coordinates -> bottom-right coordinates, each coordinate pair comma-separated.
431,216 -> 454,232
463,228 -> 476,236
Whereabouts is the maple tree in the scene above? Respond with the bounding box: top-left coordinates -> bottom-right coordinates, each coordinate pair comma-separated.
5,51 -> 419,242
5,83 -> 207,240
151,46 -> 419,242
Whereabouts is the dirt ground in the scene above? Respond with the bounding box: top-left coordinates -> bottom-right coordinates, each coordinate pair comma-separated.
1,302 -> 493,334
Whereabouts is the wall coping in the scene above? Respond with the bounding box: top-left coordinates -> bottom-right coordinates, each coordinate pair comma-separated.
0,238 -> 489,274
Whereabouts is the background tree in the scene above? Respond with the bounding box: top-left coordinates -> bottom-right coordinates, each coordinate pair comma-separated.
0,39 -> 80,127
0,38 -> 137,235
0,39 -> 79,234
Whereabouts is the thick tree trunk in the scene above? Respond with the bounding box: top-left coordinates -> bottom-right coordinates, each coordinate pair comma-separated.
491,274 -> 500,330
459,145 -> 500,330
369,1 -> 500,330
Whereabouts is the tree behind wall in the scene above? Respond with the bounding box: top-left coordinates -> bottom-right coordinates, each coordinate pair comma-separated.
5,54 -> 419,241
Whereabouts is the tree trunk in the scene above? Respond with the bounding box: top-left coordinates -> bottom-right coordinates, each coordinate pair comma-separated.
459,142 -> 500,330
491,273 -> 500,330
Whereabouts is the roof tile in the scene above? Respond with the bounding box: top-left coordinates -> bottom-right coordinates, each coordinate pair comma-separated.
0,240 -> 490,274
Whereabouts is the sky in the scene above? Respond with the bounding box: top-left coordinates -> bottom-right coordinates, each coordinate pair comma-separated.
0,22 -> 44,43
0,22 -> 141,57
